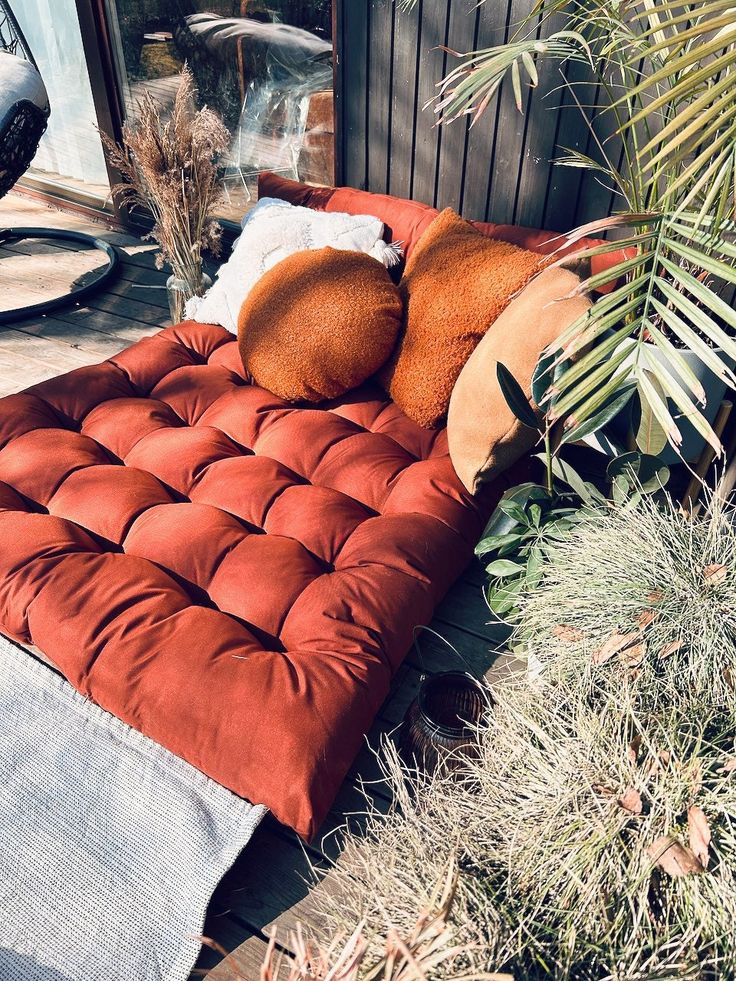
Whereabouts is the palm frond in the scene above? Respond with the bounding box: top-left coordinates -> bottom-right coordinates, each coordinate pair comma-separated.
433,32 -> 591,125
543,215 -> 736,456
394,0 -> 736,465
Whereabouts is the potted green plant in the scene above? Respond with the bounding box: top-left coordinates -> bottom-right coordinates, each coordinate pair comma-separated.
475,358 -> 669,622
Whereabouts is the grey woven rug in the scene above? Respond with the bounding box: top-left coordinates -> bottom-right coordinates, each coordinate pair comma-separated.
0,635 -> 266,981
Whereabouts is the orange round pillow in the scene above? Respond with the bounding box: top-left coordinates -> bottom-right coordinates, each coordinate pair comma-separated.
238,247 -> 403,402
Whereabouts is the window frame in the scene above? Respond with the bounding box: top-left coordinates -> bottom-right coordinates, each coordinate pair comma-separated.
49,0 -> 342,234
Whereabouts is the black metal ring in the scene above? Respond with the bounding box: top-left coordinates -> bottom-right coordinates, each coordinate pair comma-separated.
0,226 -> 120,325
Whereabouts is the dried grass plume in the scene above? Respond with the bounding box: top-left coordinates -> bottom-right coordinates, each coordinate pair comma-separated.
101,65 -> 229,288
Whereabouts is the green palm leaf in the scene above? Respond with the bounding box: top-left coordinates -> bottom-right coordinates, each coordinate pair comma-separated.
394,0 -> 736,463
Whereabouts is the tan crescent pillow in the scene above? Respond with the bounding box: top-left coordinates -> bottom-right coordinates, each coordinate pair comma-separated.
379,208 -> 542,429
238,247 -> 403,402
447,266 -> 592,494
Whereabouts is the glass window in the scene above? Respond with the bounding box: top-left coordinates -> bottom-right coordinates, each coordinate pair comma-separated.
104,1 -> 335,222
14,0 -> 110,204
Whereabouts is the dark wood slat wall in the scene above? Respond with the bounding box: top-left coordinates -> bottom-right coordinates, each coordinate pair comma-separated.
336,0 -> 618,233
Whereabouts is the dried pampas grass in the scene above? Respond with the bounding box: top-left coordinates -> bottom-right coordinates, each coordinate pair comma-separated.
101,65 -> 229,290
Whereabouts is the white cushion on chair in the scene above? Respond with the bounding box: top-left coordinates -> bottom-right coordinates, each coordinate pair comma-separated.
0,51 -> 48,117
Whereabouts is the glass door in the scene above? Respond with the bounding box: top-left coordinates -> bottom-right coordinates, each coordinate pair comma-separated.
103,1 -> 335,224
14,0 -> 111,206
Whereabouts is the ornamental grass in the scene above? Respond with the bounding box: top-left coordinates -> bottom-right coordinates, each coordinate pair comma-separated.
313,497 -> 736,980
515,492 -> 736,707
255,861 -> 508,981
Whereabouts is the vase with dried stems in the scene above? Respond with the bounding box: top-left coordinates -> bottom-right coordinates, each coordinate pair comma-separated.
101,66 -> 229,323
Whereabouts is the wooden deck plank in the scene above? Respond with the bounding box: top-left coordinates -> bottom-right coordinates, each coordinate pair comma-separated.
0,191 -> 507,980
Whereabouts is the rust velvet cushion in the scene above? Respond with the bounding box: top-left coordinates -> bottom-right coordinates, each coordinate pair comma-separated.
0,321 -> 511,840
238,247 -> 402,402
258,171 -> 627,293
380,208 -> 542,430
448,266 -> 592,494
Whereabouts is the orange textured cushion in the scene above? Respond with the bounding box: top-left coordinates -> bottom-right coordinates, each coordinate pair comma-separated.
238,247 -> 403,403
380,208 -> 542,429
448,266 -> 592,493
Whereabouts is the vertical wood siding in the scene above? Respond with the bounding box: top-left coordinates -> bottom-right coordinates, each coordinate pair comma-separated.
336,0 -> 618,233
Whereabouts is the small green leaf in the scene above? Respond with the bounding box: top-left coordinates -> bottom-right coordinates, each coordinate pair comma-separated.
638,457 -> 670,494
612,474 -> 630,505
487,589 -> 516,617
497,362 -> 542,431
479,483 -> 550,540
475,531 -> 524,556
497,535 -> 526,558
609,452 -> 670,495
497,499 -> 531,525
635,371 -> 668,456
485,559 -> 526,578
561,383 -> 637,444
550,456 -> 607,505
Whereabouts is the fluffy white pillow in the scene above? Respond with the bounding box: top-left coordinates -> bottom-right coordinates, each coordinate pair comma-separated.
185,198 -> 400,333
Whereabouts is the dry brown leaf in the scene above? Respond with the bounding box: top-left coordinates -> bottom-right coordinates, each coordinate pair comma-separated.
623,642 -> 646,668
618,787 -> 643,815
644,749 -> 671,780
688,806 -> 711,869
552,624 -> 584,643
646,589 -> 664,604
725,667 -> 735,691
628,735 -> 642,765
637,609 -> 657,629
647,835 -> 705,877
703,563 -> 728,585
659,639 -> 683,659
720,757 -> 736,773
592,630 -> 642,666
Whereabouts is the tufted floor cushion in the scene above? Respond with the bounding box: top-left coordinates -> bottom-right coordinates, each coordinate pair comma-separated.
0,322 -> 507,839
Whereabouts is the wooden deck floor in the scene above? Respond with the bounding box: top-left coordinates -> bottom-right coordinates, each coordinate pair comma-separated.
0,192 -> 511,979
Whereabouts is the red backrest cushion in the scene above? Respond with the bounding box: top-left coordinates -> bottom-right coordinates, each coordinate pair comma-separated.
257,172 -> 625,294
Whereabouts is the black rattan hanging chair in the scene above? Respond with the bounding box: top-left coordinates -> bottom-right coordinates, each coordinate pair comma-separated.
0,0 -> 119,325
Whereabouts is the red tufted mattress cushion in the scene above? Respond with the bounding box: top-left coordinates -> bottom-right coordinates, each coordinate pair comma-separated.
258,171 -> 629,294
0,321 -> 511,839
